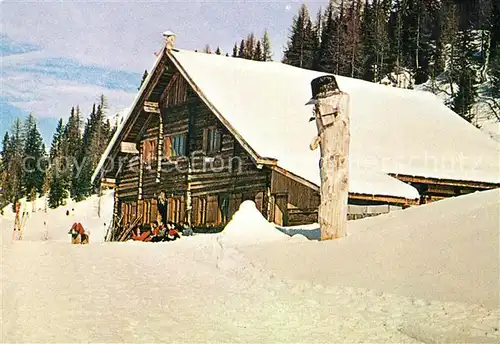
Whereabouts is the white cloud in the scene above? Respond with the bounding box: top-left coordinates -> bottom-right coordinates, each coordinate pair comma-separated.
3,69 -> 136,120
2,1 -> 323,71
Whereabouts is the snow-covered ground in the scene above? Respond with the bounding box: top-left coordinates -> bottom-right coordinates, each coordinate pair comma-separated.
0,190 -> 114,244
1,190 -> 499,342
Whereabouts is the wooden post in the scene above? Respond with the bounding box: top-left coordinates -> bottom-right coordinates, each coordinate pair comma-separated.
138,141 -> 144,202
98,179 -> 102,218
185,104 -> 193,227
185,182 -> 192,227
264,186 -> 272,221
308,76 -> 350,240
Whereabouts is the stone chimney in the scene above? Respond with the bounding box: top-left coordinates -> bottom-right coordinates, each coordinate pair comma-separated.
163,31 -> 176,50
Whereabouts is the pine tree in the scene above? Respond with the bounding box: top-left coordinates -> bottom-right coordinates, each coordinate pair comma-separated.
41,166 -> 51,212
65,106 -> 83,199
283,4 -> 316,69
373,0 -> 391,81
50,119 -> 64,161
48,167 -> 68,208
245,33 -> 257,60
72,119 -> 93,201
489,53 -> 500,96
238,40 -> 246,58
490,0 -> 500,59
1,132 -> 10,180
48,118 -> 68,207
487,0 -> 500,97
430,0 -> 449,79
215,46 -> 221,55
361,0 -> 378,80
317,0 -> 359,75
262,30 -> 273,61
344,0 -> 363,78
72,96 -> 113,200
312,8 -> 323,69
64,107 -> 82,167
232,43 -> 238,57
23,114 -> 46,197
254,40 -> 263,61
399,0 -> 437,84
138,70 -> 148,90
317,1 -> 340,73
451,27 -> 479,122
1,132 -> 10,207
6,119 -> 25,204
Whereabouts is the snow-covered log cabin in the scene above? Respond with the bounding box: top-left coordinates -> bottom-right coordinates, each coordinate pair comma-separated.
92,33 -> 499,236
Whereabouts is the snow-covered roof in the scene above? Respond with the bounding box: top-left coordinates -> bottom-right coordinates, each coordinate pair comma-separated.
170,49 -> 499,189
93,47 -> 500,201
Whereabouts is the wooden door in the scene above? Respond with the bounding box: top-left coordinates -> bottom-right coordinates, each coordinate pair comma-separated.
273,194 -> 288,226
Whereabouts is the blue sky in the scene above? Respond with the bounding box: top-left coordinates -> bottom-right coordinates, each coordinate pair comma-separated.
1,0 -> 324,144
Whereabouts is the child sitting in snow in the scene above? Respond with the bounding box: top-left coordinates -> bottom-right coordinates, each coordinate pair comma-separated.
69,222 -> 89,244
164,222 -> 181,242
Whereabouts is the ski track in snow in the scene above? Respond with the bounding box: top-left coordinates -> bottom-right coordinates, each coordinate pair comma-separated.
1,193 -> 499,343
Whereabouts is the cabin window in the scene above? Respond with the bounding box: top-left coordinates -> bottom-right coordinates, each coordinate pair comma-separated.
164,134 -> 187,159
142,139 -> 157,163
203,127 -> 222,154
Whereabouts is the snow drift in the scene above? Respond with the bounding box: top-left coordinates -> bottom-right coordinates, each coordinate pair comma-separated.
242,189 -> 500,309
219,200 -> 288,246
1,189 -> 498,343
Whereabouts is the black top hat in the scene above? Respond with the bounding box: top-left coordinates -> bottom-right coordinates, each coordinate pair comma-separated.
306,75 -> 341,105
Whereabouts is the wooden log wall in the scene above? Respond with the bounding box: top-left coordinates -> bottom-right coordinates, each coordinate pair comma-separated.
114,64 -> 271,230
187,98 -> 268,197
271,170 -> 320,226
159,104 -> 189,195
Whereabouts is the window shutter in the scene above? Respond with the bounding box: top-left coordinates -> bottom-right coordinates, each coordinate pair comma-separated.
151,139 -> 157,162
142,142 -> 147,162
206,195 -> 219,226
132,202 -> 137,219
147,141 -> 151,162
192,197 -> 199,226
164,136 -> 172,159
151,200 -> 158,223
121,203 -> 127,226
